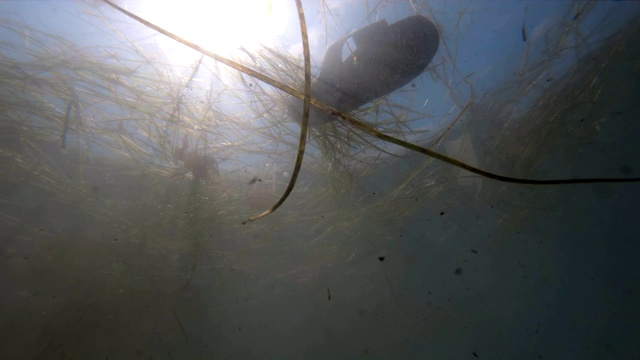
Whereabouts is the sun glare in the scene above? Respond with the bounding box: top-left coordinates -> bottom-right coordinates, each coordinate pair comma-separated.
138,0 -> 291,65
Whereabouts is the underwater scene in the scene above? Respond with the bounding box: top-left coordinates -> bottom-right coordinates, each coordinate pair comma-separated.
1,1 -> 640,359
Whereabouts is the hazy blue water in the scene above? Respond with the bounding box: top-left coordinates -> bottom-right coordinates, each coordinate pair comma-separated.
1,1 -> 639,359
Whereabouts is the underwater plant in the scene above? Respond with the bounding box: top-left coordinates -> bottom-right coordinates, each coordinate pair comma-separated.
2,2 -> 640,359
100,0 -> 640,225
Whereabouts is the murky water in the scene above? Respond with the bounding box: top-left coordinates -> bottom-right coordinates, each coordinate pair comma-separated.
1,1 -> 639,359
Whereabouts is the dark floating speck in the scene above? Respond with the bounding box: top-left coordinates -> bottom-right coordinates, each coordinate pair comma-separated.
573,11 -> 581,21
440,211 -> 445,216
378,256 -> 385,262
471,249 -> 478,254
473,352 -> 479,358
454,267 -> 463,275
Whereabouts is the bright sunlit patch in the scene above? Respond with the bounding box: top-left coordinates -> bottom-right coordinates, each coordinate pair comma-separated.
138,0 -> 291,65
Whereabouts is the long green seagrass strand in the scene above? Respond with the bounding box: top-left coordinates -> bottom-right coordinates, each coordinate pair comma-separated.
242,0 -> 312,224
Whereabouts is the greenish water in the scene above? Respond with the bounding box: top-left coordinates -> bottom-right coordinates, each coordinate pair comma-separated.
1,1 -> 639,359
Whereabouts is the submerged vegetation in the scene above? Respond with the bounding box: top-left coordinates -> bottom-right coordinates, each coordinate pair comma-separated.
1,1 -> 637,230
1,1 -> 639,358
1,0 -> 638,279
1,0 -> 639,288
96,0 -> 640,225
